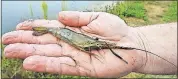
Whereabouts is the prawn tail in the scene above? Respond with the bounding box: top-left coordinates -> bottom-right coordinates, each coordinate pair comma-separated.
32,27 -> 48,31
32,27 -> 49,36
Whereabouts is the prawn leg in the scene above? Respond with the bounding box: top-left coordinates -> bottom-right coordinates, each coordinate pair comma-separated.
104,42 -> 128,64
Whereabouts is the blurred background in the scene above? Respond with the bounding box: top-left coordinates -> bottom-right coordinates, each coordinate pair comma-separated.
1,1 -> 177,79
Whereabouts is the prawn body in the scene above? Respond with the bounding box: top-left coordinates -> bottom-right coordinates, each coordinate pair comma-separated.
32,27 -> 129,63
32,27 -> 177,67
33,27 -> 117,52
53,28 -> 110,52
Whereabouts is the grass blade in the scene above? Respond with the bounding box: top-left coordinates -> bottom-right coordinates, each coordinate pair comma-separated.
41,1 -> 48,19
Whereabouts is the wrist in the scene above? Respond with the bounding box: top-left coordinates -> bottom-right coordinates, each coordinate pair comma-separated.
130,24 -> 177,74
124,27 -> 150,72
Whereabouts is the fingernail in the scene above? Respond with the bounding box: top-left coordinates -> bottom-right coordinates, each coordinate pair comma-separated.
23,56 -> 46,72
2,32 -> 17,44
16,21 -> 32,30
16,23 -> 23,30
59,12 -> 67,21
23,57 -> 36,69
59,15 -> 65,20
4,44 -> 17,57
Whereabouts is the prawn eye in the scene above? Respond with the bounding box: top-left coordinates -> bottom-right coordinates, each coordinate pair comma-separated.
95,37 -> 99,40
96,43 -> 100,46
84,47 -> 90,51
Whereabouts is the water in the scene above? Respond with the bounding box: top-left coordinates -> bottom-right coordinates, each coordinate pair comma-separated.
2,1 -> 117,34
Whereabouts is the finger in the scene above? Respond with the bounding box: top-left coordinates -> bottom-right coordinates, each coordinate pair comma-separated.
23,55 -> 91,76
4,43 -> 62,59
58,11 -> 101,27
16,19 -> 65,30
2,30 -> 58,44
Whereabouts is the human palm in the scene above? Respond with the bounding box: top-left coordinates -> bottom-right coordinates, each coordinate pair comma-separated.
2,11 -> 143,78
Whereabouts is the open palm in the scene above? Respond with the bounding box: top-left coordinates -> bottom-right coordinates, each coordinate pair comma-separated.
2,11 -> 144,78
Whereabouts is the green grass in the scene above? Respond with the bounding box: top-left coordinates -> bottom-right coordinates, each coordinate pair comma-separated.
122,72 -> 177,78
41,1 -> 48,20
106,1 -> 148,21
61,0 -> 67,11
105,1 -> 177,27
162,1 -> 177,22
29,4 -> 34,18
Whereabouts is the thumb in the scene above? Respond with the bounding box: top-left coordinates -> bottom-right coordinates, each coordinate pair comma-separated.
58,11 -> 100,27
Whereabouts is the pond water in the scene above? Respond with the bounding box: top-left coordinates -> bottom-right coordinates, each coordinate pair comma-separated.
2,1 -> 117,34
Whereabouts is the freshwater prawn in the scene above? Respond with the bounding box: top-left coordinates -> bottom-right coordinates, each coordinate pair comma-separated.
32,26 -> 177,68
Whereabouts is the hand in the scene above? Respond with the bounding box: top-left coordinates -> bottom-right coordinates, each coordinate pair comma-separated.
2,11 -> 145,78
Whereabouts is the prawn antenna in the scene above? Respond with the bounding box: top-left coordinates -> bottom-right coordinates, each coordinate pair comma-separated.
116,46 -> 177,68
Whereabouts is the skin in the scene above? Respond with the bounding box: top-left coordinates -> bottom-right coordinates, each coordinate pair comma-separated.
2,11 -> 177,78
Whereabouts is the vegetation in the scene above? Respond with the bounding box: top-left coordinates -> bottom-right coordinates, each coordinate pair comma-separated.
61,0 -> 67,11
162,1 -> 177,22
1,1 -> 177,79
106,1 -> 148,21
29,4 -> 34,18
41,1 -> 48,19
104,1 -> 177,27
